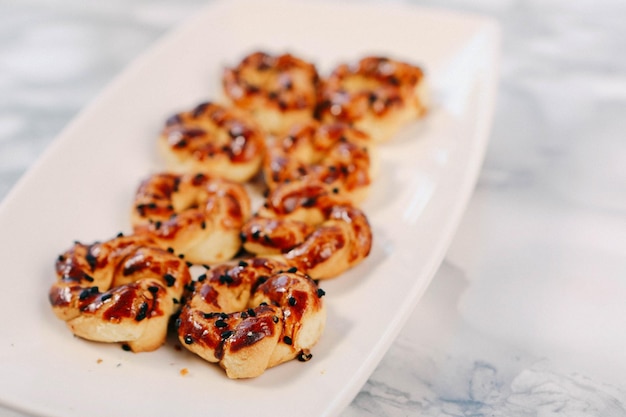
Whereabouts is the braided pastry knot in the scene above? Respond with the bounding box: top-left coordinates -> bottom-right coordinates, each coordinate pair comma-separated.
317,56 -> 429,142
264,120 -> 375,205
49,234 -> 192,352
159,101 -> 266,182
241,180 -> 373,280
131,172 -> 251,265
223,51 -> 320,135
177,258 -> 326,379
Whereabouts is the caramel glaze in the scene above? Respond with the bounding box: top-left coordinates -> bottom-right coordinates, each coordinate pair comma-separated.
240,217 -> 314,253
223,51 -> 319,112
162,101 -> 265,165
176,258 -> 325,378
265,180 -> 339,217
49,234 -> 191,351
241,180 -> 373,280
264,121 -> 372,200
316,56 -> 426,122
178,303 -> 281,360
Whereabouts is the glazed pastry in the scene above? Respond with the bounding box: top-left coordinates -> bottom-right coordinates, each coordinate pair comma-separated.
159,101 -> 265,182
264,120 -> 374,205
49,234 -> 192,352
223,51 -> 319,135
131,172 -> 251,265
317,56 -> 428,142
241,180 -> 372,279
177,257 -> 326,379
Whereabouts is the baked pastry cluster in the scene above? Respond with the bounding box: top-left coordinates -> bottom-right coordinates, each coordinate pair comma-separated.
49,51 -> 427,378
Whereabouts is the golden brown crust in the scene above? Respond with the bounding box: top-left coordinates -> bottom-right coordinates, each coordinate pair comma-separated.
241,180 -> 372,279
159,101 -> 266,182
131,172 -> 251,265
263,120 -> 374,204
49,234 -> 192,352
223,51 -> 320,135
317,56 -> 428,142
177,258 -> 326,378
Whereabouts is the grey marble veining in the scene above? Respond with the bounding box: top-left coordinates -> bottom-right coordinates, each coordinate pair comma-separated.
2,0 -> 626,416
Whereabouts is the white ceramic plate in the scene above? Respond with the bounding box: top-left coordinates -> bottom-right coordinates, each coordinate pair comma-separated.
0,1 -> 499,416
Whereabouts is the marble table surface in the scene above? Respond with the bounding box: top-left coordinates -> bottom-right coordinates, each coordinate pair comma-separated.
1,0 -> 625,416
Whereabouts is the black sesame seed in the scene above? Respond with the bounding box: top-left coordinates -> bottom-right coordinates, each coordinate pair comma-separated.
283,336 -> 293,345
100,293 -> 112,302
240,311 -> 249,319
215,319 -> 228,328
197,274 -> 207,282
172,298 -> 179,304
203,312 -> 219,319
297,351 -> 313,362
83,274 -> 94,282
219,274 -> 233,284
148,286 -> 160,294
238,260 -> 249,267
272,316 -> 279,323
184,335 -> 194,345
163,274 -> 176,287
85,252 -> 97,272
135,302 -> 148,321
167,247 -> 175,253
174,138 -> 187,148
203,264 -> 211,270
220,330 -> 234,339
121,344 -> 131,351
174,317 -> 181,329
79,286 -> 98,300
116,232 -> 124,238
259,302 -> 268,307
251,230 -> 261,239
192,102 -> 209,118
287,267 -> 298,273
186,261 -> 193,268
201,221 -> 206,230
247,308 -> 256,317
178,254 -> 185,259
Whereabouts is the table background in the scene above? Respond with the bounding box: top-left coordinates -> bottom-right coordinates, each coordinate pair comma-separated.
2,0 -> 625,415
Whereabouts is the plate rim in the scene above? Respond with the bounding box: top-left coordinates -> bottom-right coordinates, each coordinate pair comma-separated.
0,1 -> 501,416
